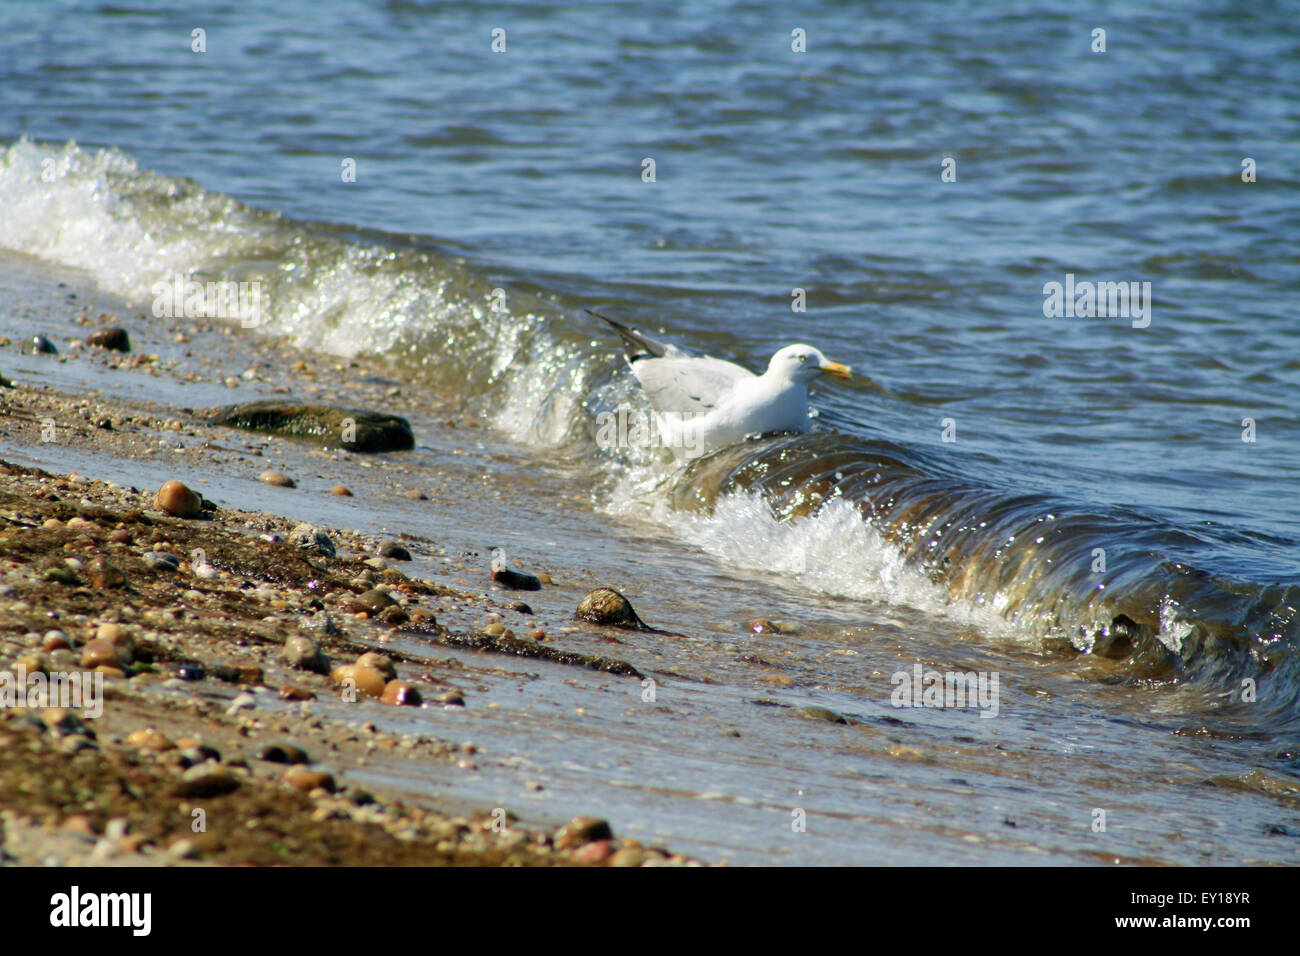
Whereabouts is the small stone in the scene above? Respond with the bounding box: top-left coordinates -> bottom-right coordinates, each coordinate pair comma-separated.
329,485 -> 353,496
288,522 -> 335,558
507,601 -> 533,614
143,550 -> 181,571
491,567 -> 542,591
174,764 -> 241,798
554,816 -> 614,849
80,639 -> 120,669
747,618 -> 781,634
381,680 -> 422,707
87,558 -> 127,589
31,335 -> 57,355
355,652 -> 397,681
260,470 -> 296,488
284,766 -> 337,793
41,633 -> 70,652
281,634 -> 330,674
87,327 -> 130,352
436,690 -> 465,707
576,588 -> 648,629
330,664 -> 386,698
278,684 -> 316,701
354,588 -> 396,612
378,541 -> 411,561
153,480 -> 204,517
256,743 -> 309,764
126,728 -> 176,751
400,489 -> 428,500
572,839 -> 615,864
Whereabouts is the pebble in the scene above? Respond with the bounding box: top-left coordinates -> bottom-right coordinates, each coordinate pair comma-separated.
153,480 -> 204,518
41,633 -> 70,652
87,327 -> 130,352
280,639 -> 330,676
329,485 -> 353,496
747,618 -> 782,634
436,690 -> 466,707
288,522 -> 336,558
354,588 -> 396,612
260,470 -> 296,488
126,728 -> 176,751
298,612 -> 342,638
142,550 -> 181,572
79,639 -> 120,669
491,567 -> 542,591
576,587 -> 649,629
31,335 -> 58,355
376,541 -> 411,562
355,652 -> 397,681
174,764 -> 241,798
329,664 -> 386,699
381,680 -> 422,707
87,558 -> 127,589
283,766 -> 337,793
400,489 -> 428,500
256,743 -> 310,764
554,816 -> 614,849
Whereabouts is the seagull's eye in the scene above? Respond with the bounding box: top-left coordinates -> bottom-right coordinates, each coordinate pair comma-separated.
798,354 -> 808,363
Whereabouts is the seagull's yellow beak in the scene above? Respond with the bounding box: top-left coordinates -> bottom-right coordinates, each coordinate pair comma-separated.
819,360 -> 851,379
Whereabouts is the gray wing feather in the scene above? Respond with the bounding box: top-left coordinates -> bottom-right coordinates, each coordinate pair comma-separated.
632,356 -> 753,415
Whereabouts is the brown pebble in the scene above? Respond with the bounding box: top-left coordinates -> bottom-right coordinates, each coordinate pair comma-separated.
108,528 -> 131,544
355,651 -> 397,680
381,680 -> 422,707
572,839 -> 615,864
259,470 -> 295,488
87,327 -> 130,352
329,485 -> 353,496
126,728 -> 176,751
284,766 -> 337,793
528,628 -> 546,641
153,480 -> 204,518
41,633 -> 70,652
80,639 -> 120,669
278,684 -> 317,701
329,664 -> 386,699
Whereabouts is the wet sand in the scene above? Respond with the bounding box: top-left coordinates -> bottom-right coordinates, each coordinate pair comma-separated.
0,256 -> 703,867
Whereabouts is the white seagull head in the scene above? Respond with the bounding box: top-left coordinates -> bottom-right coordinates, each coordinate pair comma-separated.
766,344 -> 852,384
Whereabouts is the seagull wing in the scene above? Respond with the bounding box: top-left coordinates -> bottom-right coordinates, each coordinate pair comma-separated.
630,355 -> 755,415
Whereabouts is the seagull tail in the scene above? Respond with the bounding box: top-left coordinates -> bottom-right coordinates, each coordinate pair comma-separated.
586,308 -> 675,361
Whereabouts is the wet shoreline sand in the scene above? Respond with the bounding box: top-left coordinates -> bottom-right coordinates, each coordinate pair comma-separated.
0,257 -> 705,867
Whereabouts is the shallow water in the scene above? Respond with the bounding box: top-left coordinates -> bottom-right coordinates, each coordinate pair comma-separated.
1,0 -> 1298,863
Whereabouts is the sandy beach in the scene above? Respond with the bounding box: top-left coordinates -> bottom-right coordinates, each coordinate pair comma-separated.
0,255 -> 704,867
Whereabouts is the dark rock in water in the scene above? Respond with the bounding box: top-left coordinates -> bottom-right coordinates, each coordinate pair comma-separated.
491,567 -> 541,591
747,618 -> 782,634
200,401 -> 415,453
378,541 -> 411,561
87,327 -> 130,352
0,371 -> 13,388
576,587 -> 649,629
507,601 -> 533,614
795,706 -> 849,724
30,335 -> 57,355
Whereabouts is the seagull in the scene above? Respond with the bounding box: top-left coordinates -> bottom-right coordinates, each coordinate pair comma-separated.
589,309 -> 851,457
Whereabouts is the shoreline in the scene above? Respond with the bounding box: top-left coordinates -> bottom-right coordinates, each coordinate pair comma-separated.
0,259 -> 707,867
